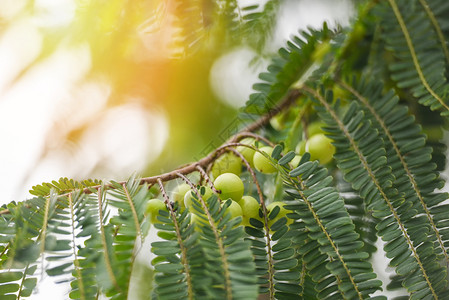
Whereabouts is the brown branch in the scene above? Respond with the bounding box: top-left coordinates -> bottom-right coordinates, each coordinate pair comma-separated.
239,89 -> 301,134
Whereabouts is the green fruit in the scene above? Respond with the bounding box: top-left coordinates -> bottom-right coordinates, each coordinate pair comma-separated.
214,173 -> 244,201
266,202 -> 292,227
237,196 -> 261,226
236,137 -> 256,167
253,146 -> 277,173
145,199 -> 167,224
296,140 -> 306,155
211,152 -> 242,180
172,183 -> 191,209
307,122 -> 325,137
305,133 -> 335,164
190,213 -> 209,230
269,114 -> 284,131
291,155 -> 301,168
184,186 -> 213,210
148,184 -> 160,197
223,200 -> 243,220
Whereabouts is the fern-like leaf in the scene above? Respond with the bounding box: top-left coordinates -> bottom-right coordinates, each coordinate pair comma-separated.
105,175 -> 150,299
29,178 -> 101,197
242,0 -> 280,52
339,76 -> 449,267
281,154 -> 383,299
151,202 -> 198,299
306,85 -> 448,298
187,190 -> 258,299
377,0 -> 449,116
244,202 -> 302,299
240,26 -> 333,121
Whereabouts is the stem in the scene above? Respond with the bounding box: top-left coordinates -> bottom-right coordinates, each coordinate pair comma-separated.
176,172 -> 233,300
223,146 -> 275,298
242,89 -> 301,133
157,179 -> 194,300
195,165 -> 220,194
68,193 -> 86,300
121,183 -> 143,244
97,187 -> 121,292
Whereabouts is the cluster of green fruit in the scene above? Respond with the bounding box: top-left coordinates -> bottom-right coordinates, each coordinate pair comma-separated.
210,137 -> 278,177
145,123 -> 335,228
145,172 -> 290,228
211,137 -> 299,176
218,123 -> 335,177
270,112 -> 336,165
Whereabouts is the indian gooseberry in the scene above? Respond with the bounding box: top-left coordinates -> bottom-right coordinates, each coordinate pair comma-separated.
184,186 -> 213,210
145,199 -> 167,224
214,173 -> 244,202
237,195 -> 261,226
210,152 -> 242,180
290,155 -> 302,168
296,140 -> 306,155
172,183 -> 190,209
222,200 -> 243,220
307,121 -> 325,137
236,137 -> 256,167
253,146 -> 277,174
190,212 -> 209,229
305,133 -> 335,164
269,114 -> 284,131
266,202 -> 292,227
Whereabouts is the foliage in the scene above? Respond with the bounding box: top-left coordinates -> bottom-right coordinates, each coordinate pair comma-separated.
2,0 -> 449,299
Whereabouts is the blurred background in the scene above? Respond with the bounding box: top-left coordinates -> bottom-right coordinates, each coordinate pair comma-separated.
0,0 -> 362,298
0,0 -> 354,203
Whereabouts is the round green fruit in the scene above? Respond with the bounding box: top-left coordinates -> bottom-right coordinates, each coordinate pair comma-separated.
291,155 -> 302,168
253,146 -> 277,173
305,133 -> 335,164
223,200 -> 243,220
269,114 -> 284,131
266,202 -> 292,227
236,137 -> 256,167
190,213 -> 209,230
145,199 -> 167,224
237,196 -> 261,226
214,173 -> 244,201
307,122 -> 325,137
172,183 -> 191,209
184,186 -> 213,210
296,140 -> 306,155
211,152 -> 242,180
